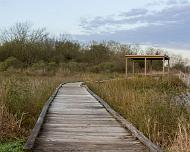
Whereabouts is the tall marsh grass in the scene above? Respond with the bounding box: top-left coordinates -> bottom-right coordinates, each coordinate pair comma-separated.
169,118 -> 190,152
0,71 -> 119,141
87,76 -> 190,150
0,74 -> 63,140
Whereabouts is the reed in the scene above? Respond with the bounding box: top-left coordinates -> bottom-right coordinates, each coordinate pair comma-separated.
0,71 -> 117,141
87,76 -> 190,150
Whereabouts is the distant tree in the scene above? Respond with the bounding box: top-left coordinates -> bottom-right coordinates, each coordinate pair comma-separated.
171,54 -> 189,72
145,47 -> 164,55
54,40 -> 81,62
0,22 -> 49,66
0,22 -> 48,43
82,42 -> 112,64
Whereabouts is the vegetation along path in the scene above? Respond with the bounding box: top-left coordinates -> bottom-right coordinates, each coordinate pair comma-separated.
24,82 -> 161,152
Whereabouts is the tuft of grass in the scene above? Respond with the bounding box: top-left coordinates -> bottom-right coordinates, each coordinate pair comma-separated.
87,76 -> 190,150
0,140 -> 24,152
169,118 -> 190,152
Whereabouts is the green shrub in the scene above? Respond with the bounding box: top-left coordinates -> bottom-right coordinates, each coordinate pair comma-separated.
31,60 -> 46,70
60,62 -> 87,72
0,140 -> 24,152
90,62 -> 115,73
31,61 -> 58,76
47,62 -> 57,72
4,77 -> 32,118
0,57 -> 23,71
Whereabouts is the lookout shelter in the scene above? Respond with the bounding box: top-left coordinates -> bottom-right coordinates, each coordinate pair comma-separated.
125,55 -> 170,77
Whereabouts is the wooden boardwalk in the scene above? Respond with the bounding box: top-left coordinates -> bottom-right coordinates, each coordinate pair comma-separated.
25,82 -> 161,152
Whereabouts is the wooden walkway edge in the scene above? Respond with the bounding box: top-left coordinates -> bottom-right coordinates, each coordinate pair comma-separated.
24,82 -> 162,152
24,84 -> 63,150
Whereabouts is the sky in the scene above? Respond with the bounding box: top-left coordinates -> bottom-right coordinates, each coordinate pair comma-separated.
0,0 -> 190,59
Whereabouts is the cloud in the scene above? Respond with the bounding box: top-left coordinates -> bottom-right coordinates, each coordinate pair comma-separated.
77,3 -> 190,50
0,0 -> 8,6
119,9 -> 148,17
166,0 -> 189,5
147,0 -> 189,6
80,4 -> 190,32
79,8 -> 150,32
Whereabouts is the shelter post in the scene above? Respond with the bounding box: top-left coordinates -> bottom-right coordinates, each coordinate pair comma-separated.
132,60 -> 135,76
145,58 -> 147,76
150,60 -> 153,74
163,57 -> 165,75
168,59 -> 170,74
126,57 -> 128,78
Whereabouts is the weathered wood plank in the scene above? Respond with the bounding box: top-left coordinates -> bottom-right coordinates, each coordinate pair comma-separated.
37,137 -> 140,144
34,141 -> 147,150
44,120 -> 121,124
41,126 -> 127,133
46,114 -> 113,118
39,132 -> 130,136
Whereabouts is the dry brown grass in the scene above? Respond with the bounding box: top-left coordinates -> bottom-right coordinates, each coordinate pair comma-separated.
0,74 -> 64,140
2,70 -> 189,151
0,71 -> 118,141
169,119 -> 190,152
0,105 -> 27,140
87,76 -> 190,151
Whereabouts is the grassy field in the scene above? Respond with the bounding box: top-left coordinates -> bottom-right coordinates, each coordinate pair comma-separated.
0,70 -> 120,152
0,71 -> 190,152
87,76 -> 190,151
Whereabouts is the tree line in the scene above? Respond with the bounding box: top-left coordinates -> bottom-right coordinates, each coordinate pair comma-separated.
0,22 -> 189,73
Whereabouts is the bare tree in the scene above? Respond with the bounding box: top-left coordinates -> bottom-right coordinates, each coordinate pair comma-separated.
0,22 -> 49,43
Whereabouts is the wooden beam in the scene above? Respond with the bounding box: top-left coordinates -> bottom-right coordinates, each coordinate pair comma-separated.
125,55 -> 170,60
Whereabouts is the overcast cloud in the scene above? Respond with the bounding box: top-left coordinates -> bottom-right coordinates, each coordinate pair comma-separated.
77,0 -> 190,51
